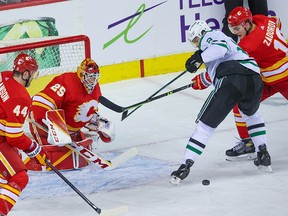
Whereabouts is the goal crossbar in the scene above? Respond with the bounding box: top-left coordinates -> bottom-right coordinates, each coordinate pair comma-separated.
0,34 -> 91,56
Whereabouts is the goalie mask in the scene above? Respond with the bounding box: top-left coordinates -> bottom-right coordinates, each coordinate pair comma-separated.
187,20 -> 211,48
77,58 -> 100,94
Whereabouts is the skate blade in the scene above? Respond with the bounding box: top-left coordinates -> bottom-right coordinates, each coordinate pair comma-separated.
226,153 -> 256,162
257,165 -> 273,173
170,176 -> 181,185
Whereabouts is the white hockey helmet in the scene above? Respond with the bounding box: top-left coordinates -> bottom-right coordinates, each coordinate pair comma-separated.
187,20 -> 211,47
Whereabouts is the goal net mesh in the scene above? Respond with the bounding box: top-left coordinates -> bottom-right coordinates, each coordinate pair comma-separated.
0,35 -> 90,96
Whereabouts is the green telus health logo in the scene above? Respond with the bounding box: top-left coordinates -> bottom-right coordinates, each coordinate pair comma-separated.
103,1 -> 166,49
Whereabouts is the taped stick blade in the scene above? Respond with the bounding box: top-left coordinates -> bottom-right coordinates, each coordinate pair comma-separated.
106,147 -> 138,170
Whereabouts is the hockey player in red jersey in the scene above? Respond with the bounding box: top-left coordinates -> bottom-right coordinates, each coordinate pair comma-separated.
222,0 -> 268,42
225,6 -> 288,160
27,58 -> 115,171
0,53 -> 47,215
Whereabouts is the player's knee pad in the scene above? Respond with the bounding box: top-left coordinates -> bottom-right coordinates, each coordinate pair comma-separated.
239,110 -> 264,126
192,121 -> 215,144
9,170 -> 29,191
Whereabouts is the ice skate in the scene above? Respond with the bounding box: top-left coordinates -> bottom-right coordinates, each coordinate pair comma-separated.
170,159 -> 194,185
254,144 -> 272,173
226,138 -> 256,161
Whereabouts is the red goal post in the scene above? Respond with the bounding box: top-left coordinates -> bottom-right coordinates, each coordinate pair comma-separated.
0,34 -> 91,96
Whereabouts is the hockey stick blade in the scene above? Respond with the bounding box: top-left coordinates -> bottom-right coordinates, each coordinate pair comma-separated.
99,96 -> 125,113
121,110 -> 129,121
99,205 -> 129,216
100,83 -> 193,114
105,147 -> 138,170
121,70 -> 188,121
121,106 -> 140,121
59,142 -> 137,170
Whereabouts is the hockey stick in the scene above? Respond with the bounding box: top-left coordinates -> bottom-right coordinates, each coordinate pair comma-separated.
45,159 -> 129,215
121,70 -> 188,121
27,116 -> 138,170
99,83 -> 193,113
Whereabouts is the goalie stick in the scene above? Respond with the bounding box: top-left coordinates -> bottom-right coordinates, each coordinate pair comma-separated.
27,115 -> 137,170
99,83 -> 193,113
46,159 -> 129,215
121,70 -> 188,121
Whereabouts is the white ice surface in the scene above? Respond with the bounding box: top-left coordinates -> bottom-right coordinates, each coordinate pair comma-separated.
9,71 -> 288,216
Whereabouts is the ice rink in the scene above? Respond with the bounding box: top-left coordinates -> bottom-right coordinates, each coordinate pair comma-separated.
9,70 -> 288,216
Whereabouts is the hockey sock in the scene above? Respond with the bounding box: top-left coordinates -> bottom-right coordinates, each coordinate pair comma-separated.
184,121 -> 215,163
233,105 -> 250,139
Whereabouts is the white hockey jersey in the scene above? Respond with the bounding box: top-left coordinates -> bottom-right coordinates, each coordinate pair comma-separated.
199,30 -> 260,84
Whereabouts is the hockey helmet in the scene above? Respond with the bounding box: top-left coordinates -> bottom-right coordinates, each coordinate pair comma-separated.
187,20 -> 211,47
13,53 -> 39,78
77,58 -> 100,94
228,6 -> 253,27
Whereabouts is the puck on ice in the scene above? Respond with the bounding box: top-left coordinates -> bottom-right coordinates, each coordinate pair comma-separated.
202,179 -> 210,186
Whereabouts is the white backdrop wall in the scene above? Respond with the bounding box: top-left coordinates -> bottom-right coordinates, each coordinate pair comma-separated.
0,0 -> 287,66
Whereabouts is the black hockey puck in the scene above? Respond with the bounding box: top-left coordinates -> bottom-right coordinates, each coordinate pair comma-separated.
202,179 -> 210,186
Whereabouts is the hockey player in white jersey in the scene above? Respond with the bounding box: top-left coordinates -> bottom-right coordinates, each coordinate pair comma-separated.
171,20 -> 272,185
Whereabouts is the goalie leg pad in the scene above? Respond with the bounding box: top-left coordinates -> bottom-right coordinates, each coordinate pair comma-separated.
25,138 -> 93,171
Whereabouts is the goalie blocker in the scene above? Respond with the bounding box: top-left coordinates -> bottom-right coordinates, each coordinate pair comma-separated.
26,110 -> 115,171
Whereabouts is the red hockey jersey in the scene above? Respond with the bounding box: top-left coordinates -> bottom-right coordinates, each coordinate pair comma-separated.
238,15 -> 288,84
0,71 -> 32,150
31,72 -> 102,132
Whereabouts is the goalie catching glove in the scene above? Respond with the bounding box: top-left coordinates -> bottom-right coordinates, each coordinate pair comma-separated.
85,113 -> 115,143
192,71 -> 212,90
185,50 -> 203,73
24,141 -> 47,166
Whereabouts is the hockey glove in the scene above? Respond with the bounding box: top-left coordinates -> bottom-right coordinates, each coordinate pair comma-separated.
85,113 -> 115,143
192,72 -> 212,90
24,141 -> 47,166
185,50 -> 203,73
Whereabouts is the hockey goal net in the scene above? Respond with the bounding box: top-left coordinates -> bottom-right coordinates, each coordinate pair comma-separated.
0,34 -> 91,136
0,34 -> 91,96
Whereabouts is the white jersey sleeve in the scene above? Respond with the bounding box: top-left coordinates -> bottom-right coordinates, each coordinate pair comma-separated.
199,30 -> 260,83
